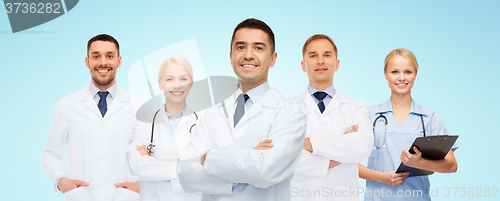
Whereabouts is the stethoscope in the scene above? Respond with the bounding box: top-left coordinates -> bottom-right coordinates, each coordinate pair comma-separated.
147,109 -> 198,154
372,113 -> 426,150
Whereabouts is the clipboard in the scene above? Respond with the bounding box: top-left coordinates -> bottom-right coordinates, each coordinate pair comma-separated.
395,135 -> 458,177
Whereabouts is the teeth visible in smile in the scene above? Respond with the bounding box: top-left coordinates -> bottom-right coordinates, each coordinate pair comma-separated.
171,92 -> 182,95
98,69 -> 109,73
397,84 -> 407,86
242,65 -> 256,68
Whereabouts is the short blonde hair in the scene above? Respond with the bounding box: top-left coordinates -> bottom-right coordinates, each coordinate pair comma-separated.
384,48 -> 418,72
158,56 -> 194,81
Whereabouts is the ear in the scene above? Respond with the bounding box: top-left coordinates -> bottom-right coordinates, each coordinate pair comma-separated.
334,59 -> 340,72
384,70 -> 388,81
229,51 -> 233,65
85,57 -> 90,69
269,52 -> 278,68
301,60 -> 306,72
117,56 -> 122,69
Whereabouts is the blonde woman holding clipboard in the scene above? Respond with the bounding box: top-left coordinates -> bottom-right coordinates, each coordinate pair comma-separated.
358,49 -> 458,201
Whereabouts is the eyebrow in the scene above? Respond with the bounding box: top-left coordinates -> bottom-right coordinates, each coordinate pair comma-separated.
308,50 -> 333,55
253,42 -> 266,47
234,41 -> 267,47
91,51 -> 116,55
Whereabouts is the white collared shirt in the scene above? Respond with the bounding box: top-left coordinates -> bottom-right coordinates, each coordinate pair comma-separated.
89,83 -> 117,107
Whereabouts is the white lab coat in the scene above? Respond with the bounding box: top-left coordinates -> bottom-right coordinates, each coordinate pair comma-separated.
177,87 -> 306,201
41,85 -> 142,201
127,105 -> 201,201
290,89 -> 373,201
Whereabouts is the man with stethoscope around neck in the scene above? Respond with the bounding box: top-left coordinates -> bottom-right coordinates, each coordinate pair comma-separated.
127,56 -> 201,201
177,18 -> 306,201
290,34 -> 373,201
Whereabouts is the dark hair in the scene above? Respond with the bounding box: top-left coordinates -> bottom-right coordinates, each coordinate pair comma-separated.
231,18 -> 275,53
302,34 -> 338,59
87,34 -> 120,56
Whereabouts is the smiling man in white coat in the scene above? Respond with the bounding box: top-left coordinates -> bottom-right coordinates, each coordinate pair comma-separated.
290,34 -> 373,201
177,18 -> 307,201
41,34 -> 141,201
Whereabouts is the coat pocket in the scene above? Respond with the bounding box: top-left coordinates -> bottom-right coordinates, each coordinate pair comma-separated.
115,187 -> 140,201
63,186 -> 88,201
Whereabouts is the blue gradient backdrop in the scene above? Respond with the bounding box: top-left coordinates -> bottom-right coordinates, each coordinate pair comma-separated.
0,0 -> 498,200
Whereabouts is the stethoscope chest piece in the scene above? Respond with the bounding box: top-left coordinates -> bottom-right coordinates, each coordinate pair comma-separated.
147,143 -> 156,154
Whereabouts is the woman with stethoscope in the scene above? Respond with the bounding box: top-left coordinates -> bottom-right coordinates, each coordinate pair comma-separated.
127,56 -> 201,201
358,49 -> 458,201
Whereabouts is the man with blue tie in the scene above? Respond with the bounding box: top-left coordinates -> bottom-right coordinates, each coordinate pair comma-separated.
177,18 -> 306,201
41,34 -> 141,201
290,34 -> 374,201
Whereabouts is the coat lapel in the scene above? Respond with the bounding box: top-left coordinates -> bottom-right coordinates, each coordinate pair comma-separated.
79,86 -> 103,118
322,90 -> 347,115
219,97 -> 233,128
176,105 -> 195,130
103,86 -> 128,120
233,88 -> 281,139
298,90 -> 322,115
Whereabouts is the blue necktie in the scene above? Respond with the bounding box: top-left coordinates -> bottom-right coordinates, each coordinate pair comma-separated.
313,91 -> 328,114
234,93 -> 249,127
98,91 -> 109,117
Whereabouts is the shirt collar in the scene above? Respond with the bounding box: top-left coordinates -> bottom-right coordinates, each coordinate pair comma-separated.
164,104 -> 187,119
374,98 -> 430,116
307,84 -> 336,98
234,81 -> 271,104
409,98 -> 431,116
89,83 -> 117,99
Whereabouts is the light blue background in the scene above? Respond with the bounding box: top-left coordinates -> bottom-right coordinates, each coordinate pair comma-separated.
0,0 -> 498,200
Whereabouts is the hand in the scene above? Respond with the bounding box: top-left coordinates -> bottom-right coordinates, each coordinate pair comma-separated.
401,146 -> 423,168
115,181 -> 140,193
58,177 -> 89,193
201,150 -> 211,166
255,139 -> 273,150
345,124 -> 359,134
329,160 -> 341,168
303,138 -> 313,152
381,171 -> 410,187
137,144 -> 150,156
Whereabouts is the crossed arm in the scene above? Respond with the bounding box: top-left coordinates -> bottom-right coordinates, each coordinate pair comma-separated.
178,103 -> 306,192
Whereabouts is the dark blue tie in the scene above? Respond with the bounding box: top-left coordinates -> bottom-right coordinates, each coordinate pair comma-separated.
98,91 -> 109,117
313,91 -> 328,114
